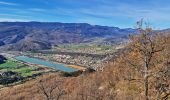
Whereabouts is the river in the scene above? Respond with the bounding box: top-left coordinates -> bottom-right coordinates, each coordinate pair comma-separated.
15,56 -> 77,72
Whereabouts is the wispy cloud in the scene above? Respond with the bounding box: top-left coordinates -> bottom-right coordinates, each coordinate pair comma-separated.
0,1 -> 18,6
0,18 -> 28,22
28,8 -> 47,12
0,13 -> 32,18
0,0 -> 170,28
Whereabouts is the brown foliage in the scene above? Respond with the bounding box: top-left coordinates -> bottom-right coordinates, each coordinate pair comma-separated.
0,31 -> 169,100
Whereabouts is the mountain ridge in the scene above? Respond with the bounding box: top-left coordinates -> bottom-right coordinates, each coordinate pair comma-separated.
0,22 -> 137,51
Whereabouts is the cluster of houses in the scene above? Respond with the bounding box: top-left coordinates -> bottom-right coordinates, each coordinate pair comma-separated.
35,53 -> 110,71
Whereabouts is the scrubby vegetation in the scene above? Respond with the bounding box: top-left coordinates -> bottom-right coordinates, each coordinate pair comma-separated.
0,21 -> 169,100
0,21 -> 170,100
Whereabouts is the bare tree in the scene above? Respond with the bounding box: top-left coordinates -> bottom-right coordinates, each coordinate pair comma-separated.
37,76 -> 66,100
77,73 -> 116,100
127,19 -> 167,100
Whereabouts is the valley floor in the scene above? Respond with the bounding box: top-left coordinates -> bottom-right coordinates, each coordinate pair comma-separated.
0,52 -> 85,89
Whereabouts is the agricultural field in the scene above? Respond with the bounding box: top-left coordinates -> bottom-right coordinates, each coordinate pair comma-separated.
0,58 -> 47,86
53,44 -> 120,54
0,60 -> 37,77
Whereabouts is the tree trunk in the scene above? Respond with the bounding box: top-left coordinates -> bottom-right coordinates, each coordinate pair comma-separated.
144,56 -> 149,100
144,75 -> 149,100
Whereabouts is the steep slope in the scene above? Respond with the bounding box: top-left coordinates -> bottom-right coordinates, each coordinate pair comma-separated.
0,22 -> 137,51
0,39 -> 51,51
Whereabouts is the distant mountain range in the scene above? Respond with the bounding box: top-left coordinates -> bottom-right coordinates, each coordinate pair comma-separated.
0,22 -> 137,51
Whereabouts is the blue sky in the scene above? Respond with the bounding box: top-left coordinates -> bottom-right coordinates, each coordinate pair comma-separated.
0,0 -> 170,29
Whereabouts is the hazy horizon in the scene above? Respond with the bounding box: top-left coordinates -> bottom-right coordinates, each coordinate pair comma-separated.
0,0 -> 170,29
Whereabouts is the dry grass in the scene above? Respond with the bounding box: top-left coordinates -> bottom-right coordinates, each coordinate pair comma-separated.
0,34 -> 169,100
